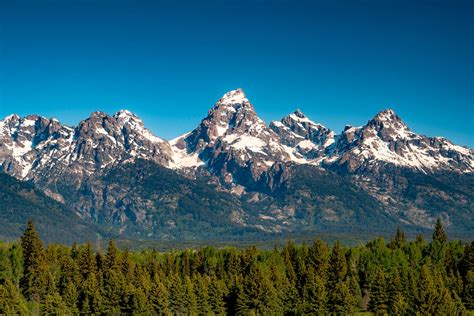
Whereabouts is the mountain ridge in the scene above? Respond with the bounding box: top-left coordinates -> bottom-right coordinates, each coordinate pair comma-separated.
1,88 -> 473,241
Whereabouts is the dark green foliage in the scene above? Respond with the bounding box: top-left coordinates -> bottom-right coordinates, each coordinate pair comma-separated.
20,220 -> 48,301
433,218 -> 448,244
368,268 -> 388,314
0,173 -> 104,244
0,278 -> 29,315
0,221 -> 472,314
301,267 -> 327,314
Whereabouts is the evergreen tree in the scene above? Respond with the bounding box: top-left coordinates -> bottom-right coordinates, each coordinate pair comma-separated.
388,269 -> 407,315
282,244 -> 299,312
105,240 -> 119,270
390,226 -> 406,248
328,240 -> 347,287
130,286 -> 152,315
208,275 -> 227,314
0,278 -> 29,315
301,267 -> 327,314
433,218 -> 448,244
368,268 -> 388,314
463,270 -> 474,310
20,219 -> 48,301
150,276 -> 171,314
167,273 -> 186,314
329,280 -> 355,314
62,280 -> 79,313
78,242 -> 97,281
102,240 -> 126,313
42,292 -> 70,315
236,264 -> 282,314
461,241 -> 474,278
78,270 -> 102,314
308,239 -> 329,280
193,275 -> 212,314
183,275 -> 198,315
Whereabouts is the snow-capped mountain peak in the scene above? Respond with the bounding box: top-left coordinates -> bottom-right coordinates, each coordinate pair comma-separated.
170,89 -> 292,187
270,109 -> 335,160
1,93 -> 472,196
326,110 -> 473,173
218,88 -> 249,106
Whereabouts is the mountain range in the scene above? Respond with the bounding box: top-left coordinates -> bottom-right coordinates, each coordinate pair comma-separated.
1,89 -> 473,242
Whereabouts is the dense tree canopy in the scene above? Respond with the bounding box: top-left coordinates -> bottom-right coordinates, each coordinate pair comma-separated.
0,219 -> 472,314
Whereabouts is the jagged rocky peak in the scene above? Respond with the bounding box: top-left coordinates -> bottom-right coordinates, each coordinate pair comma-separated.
172,88 -> 292,188
217,88 -> 249,106
364,109 -> 413,142
328,109 -> 474,173
270,109 -> 335,159
0,114 -> 74,179
183,88 -> 270,152
0,110 -> 174,183
114,109 -> 148,130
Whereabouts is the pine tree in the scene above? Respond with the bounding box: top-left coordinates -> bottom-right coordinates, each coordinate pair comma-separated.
62,280 -> 79,313
463,270 -> 474,310
0,278 -> 29,315
236,264 -> 282,314
329,280 -> 355,314
368,268 -> 388,314
417,265 -> 439,314
59,254 -> 78,295
105,240 -> 119,270
461,241 -> 474,278
78,269 -> 102,314
20,219 -> 48,302
388,270 -> 407,315
308,239 -> 329,280
42,292 -> 70,315
208,274 -> 227,315
167,273 -> 186,314
130,286 -> 152,315
328,240 -> 347,287
193,275 -> 212,314
150,277 -> 171,314
101,240 -> 126,313
301,267 -> 327,314
433,218 -> 448,244
224,249 -> 241,277
390,294 -> 408,316
183,276 -> 198,315
281,243 -> 300,312
390,226 -> 406,248
78,242 -> 97,281
415,233 -> 425,244
121,248 -> 133,281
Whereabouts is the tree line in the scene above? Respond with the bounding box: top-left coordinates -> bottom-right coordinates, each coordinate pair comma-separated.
0,219 -> 473,314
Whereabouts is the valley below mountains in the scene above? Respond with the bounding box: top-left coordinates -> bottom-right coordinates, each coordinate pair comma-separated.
1,89 -> 473,243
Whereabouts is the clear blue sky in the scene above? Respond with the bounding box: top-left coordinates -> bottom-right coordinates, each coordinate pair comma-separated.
1,0 -> 473,146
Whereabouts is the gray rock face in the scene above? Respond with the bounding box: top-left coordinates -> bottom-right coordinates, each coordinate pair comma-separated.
171,89 -> 292,190
270,109 -> 335,160
324,109 -> 474,173
0,110 -> 173,202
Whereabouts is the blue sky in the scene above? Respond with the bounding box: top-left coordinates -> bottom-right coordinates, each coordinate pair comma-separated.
1,0 -> 473,146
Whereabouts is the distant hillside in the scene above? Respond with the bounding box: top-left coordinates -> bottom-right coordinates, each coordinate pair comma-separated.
0,173 -> 104,243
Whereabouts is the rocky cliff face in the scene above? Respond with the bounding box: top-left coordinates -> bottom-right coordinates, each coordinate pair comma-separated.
323,109 -> 474,173
0,110 -> 173,201
170,89 -> 293,192
270,109 -> 335,160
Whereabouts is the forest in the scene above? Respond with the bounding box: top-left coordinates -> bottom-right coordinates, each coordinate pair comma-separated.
0,219 -> 473,315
